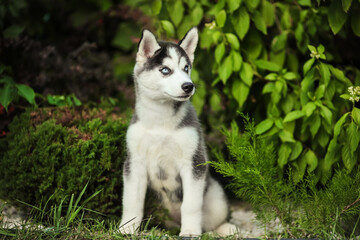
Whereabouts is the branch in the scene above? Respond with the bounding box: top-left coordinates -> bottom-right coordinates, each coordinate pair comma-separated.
342,198 -> 360,214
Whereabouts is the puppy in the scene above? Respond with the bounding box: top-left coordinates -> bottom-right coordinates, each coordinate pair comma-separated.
120,27 -> 235,237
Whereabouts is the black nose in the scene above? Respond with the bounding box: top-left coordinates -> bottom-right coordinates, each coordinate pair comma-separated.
181,82 -> 194,94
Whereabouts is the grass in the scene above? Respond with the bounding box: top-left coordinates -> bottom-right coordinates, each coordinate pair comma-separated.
0,185 -> 243,240
2,184 -> 357,239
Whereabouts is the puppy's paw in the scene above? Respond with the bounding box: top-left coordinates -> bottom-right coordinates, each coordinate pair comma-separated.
119,222 -> 138,235
179,229 -> 201,238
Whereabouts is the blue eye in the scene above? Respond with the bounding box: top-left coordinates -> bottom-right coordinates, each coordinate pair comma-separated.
184,65 -> 189,73
160,67 -> 171,75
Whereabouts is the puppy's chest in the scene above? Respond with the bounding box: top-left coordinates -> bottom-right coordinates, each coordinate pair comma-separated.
129,123 -> 198,199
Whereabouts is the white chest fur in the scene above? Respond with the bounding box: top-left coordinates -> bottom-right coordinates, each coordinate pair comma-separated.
127,120 -> 199,190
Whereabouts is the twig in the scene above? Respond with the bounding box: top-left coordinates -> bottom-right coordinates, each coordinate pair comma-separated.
342,198 -> 360,214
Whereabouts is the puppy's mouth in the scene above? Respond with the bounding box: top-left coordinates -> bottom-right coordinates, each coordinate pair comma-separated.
164,92 -> 193,101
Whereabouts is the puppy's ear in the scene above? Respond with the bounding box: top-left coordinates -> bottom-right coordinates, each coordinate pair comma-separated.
179,27 -> 198,64
137,29 -> 161,62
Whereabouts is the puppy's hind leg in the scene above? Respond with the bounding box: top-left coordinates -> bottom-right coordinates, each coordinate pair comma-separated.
202,177 -> 238,236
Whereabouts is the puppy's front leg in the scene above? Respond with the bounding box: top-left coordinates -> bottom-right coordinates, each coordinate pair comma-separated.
119,156 -> 147,235
179,167 -> 206,237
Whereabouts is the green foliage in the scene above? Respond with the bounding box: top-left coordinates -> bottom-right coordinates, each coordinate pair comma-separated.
211,114 -> 360,238
0,67 -> 36,111
0,107 -> 128,217
47,94 -> 82,107
139,0 -> 360,185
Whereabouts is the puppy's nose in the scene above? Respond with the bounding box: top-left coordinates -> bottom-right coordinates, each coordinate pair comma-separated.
181,82 -> 194,94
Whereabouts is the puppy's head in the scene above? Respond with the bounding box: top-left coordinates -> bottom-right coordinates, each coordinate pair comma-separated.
134,28 -> 198,102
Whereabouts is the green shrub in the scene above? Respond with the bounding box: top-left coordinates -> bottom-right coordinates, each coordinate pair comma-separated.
211,114 -> 360,238
138,0 -> 360,184
0,107 -> 128,217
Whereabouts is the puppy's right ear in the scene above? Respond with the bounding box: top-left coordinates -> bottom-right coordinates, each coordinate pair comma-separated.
137,29 -> 161,62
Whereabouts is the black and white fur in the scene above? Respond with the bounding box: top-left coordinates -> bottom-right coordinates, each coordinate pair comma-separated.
119,28 -> 236,237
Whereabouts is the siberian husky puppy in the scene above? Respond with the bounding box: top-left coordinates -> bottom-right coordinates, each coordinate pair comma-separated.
119,27 -> 236,237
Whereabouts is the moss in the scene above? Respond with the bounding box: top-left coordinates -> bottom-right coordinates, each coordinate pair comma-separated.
0,107 -> 128,217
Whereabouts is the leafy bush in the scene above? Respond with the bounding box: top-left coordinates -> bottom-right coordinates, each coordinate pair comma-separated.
127,0 -> 360,184
211,114 -> 360,238
0,107 -> 128,217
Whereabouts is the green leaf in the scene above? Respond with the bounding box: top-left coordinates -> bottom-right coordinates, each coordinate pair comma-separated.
303,102 -> 317,117
231,50 -> 243,72
3,24 -> 24,38
0,84 -> 14,111
160,20 -> 175,37
168,0 -> 184,26
215,42 -> 225,64
283,72 -> 296,81
304,150 -> 318,172
308,45 -> 317,52
298,0 -> 311,6
315,84 -> 325,100
227,0 -> 241,13
342,0 -> 352,12
261,0 -> 275,26
255,59 -> 281,72
252,10 -> 267,34
329,66 -> 349,83
352,10 -> 360,37
334,112 -> 350,137
290,141 -> 303,161
347,121 -> 360,153
210,92 -> 222,111
243,29 -> 262,60
303,58 -> 315,75
283,110 -> 305,123
328,0 -> 347,34
255,118 -> 274,135
226,33 -> 240,50
245,0 -> 260,11
281,94 -> 294,113
319,105 -> 333,125
279,130 -> 295,143
310,113 -> 321,138
340,93 -> 351,100
265,73 -> 277,81
191,4 -> 204,25
317,128 -> 330,148
71,94 -> 82,106
319,62 -> 331,86
342,144 -> 356,172
278,143 -> 292,169
216,9 -> 227,27
317,44 -> 325,54
271,33 -> 287,53
262,82 -> 274,94
352,108 -> 360,125
219,55 -> 233,84
232,6 -> 250,40
16,84 -> 36,105
232,80 -> 250,107
300,68 -> 315,106
240,62 -> 253,87
151,0 -> 162,15
280,7 -> 292,29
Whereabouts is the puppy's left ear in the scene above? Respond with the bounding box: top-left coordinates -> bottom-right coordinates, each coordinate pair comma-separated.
179,27 -> 198,64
